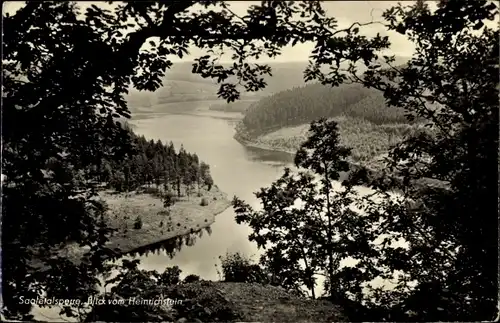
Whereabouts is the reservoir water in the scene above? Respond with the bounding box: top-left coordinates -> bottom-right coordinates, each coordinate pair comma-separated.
128,113 -> 295,279
127,110 -> 389,283
33,111 -> 296,322
32,109 -> 382,321
126,111 -> 392,291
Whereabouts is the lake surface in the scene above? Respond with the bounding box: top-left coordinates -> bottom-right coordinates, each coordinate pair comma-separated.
127,113 -> 296,279
126,112 -> 389,294
32,109 -> 394,321
32,112 -> 297,321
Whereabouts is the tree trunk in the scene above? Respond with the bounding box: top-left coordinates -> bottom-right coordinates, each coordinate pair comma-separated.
323,161 -> 336,298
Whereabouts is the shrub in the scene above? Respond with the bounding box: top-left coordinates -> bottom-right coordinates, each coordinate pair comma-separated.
183,274 -> 201,284
133,216 -> 143,230
167,281 -> 242,322
200,198 -> 209,206
163,191 -> 176,208
158,266 -> 182,286
143,186 -> 161,196
218,252 -> 267,284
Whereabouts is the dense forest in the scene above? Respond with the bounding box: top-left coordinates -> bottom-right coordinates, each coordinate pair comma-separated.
208,100 -> 255,113
93,124 -> 214,197
241,83 -> 411,134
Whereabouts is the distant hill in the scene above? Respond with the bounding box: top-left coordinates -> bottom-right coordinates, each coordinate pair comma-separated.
125,61 -> 312,113
240,82 -> 410,135
164,61 -> 311,95
160,58 -> 409,97
125,57 -> 410,115
233,68 -> 431,172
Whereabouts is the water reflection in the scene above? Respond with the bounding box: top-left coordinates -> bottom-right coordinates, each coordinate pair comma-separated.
119,226 -> 212,261
243,145 -> 295,165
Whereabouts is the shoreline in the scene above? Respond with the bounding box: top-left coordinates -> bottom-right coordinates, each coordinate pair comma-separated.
233,121 -> 388,170
129,98 -> 247,120
101,186 -> 231,256
30,186 -> 232,270
233,131 -> 298,156
132,110 -> 244,122
233,128 -> 449,192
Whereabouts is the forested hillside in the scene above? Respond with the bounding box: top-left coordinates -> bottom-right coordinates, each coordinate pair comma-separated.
234,81 -> 423,170
208,100 -> 255,113
127,56 -> 412,116
93,124 -> 214,197
241,83 -> 410,134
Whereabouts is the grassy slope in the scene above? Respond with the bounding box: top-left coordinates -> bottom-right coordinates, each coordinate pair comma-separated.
31,186 -> 231,268
88,280 -> 348,322
126,281 -> 347,322
100,186 -> 230,254
211,282 -> 347,322
235,116 -> 417,172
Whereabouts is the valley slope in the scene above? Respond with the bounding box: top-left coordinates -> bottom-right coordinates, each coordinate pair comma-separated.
234,82 -> 424,172
124,59 -> 424,173
125,61 -> 312,115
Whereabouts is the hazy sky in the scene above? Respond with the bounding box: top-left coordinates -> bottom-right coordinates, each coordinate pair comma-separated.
3,1 -> 496,63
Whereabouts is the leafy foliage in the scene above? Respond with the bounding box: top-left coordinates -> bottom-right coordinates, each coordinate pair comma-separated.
218,252 -> 267,284
4,0 -> 496,321
183,274 -> 201,284
234,0 -> 499,321
234,119 -> 373,302
2,2 -> 130,319
217,251 -> 309,298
